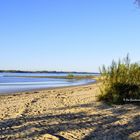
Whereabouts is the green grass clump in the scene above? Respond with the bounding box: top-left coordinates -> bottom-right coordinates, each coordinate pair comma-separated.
98,55 -> 140,104
67,73 -> 74,79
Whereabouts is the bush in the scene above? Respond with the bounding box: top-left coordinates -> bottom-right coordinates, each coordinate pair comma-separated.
67,74 -> 74,79
99,55 -> 140,104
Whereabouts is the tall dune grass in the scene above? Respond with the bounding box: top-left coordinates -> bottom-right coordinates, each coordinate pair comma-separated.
99,55 -> 140,104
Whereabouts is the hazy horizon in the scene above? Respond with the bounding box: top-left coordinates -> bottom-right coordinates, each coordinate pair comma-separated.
0,0 -> 140,72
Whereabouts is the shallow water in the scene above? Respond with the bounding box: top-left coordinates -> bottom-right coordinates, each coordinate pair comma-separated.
0,72 -> 96,94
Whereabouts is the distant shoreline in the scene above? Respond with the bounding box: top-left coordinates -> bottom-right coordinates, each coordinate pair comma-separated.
0,70 -> 100,74
4,75 -> 98,80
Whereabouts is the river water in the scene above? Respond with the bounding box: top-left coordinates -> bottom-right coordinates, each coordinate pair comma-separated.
0,72 -> 97,94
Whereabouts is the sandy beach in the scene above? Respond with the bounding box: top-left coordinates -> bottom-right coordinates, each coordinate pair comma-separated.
0,83 -> 140,140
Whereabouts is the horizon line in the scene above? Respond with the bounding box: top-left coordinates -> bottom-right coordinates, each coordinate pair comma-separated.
0,69 -> 100,74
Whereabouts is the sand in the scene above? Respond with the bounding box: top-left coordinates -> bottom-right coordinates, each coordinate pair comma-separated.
0,83 -> 140,140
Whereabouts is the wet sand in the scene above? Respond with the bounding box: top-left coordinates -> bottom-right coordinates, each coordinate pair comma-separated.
0,83 -> 140,140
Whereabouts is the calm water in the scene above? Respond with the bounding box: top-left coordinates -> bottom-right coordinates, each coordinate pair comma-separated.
0,72 -> 97,94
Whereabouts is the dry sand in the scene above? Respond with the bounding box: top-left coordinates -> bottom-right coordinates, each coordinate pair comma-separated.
0,83 -> 140,140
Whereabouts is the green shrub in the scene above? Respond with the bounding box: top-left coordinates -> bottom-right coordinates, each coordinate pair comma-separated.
67,73 -> 74,79
99,55 -> 140,104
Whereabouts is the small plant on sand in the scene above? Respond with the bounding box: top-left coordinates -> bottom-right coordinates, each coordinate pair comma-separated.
98,54 -> 140,104
67,73 -> 74,79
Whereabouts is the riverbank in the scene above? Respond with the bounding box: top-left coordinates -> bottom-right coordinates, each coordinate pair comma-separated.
0,83 -> 140,140
3,75 -> 97,80
0,74 -> 96,94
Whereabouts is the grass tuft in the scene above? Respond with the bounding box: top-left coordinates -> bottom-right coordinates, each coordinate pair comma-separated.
98,54 -> 140,104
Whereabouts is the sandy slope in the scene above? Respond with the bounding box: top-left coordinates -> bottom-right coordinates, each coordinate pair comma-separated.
0,83 -> 140,140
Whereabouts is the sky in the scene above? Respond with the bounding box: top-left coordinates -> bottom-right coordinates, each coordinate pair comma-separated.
0,0 -> 140,72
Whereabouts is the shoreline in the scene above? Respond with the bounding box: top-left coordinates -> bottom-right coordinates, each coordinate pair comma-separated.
3,75 -> 98,79
0,80 -> 97,96
0,82 -> 140,139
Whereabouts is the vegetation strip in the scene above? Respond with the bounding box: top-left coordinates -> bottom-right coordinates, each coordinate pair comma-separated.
4,75 -> 97,80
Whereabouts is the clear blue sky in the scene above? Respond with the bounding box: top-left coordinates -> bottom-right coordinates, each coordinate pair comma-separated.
0,0 -> 140,72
